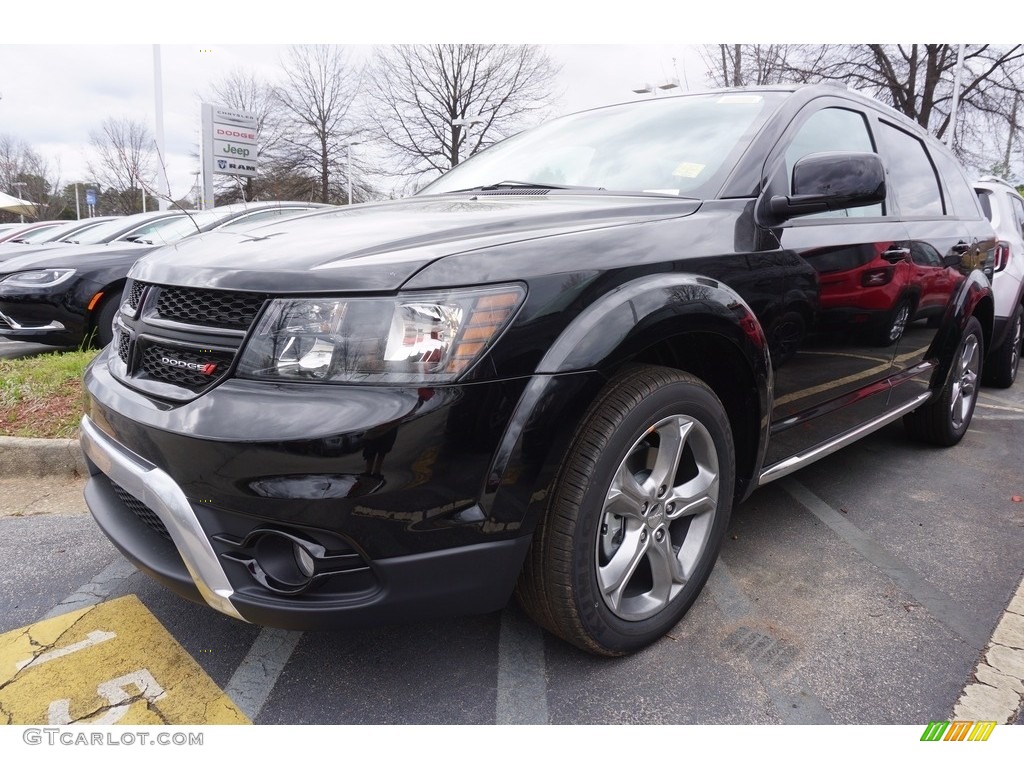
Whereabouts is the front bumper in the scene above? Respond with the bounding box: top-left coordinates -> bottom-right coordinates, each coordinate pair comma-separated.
81,413 -> 534,629
0,285 -> 87,345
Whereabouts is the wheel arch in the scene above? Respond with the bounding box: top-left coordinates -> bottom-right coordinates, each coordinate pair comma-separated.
84,278 -> 127,347
483,274 -> 772,540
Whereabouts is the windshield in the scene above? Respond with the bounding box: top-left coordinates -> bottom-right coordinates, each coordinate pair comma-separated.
123,211 -> 222,243
65,212 -> 194,244
8,223 -> 61,241
67,213 -> 161,244
18,219 -> 105,243
16,221 -> 78,243
423,92 -> 785,199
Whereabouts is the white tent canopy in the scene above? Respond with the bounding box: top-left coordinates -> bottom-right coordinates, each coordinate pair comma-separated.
0,190 -> 37,216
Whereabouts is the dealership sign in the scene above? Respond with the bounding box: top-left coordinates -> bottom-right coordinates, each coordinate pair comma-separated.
200,103 -> 258,207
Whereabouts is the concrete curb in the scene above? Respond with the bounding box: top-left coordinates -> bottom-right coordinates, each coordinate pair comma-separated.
0,435 -> 87,478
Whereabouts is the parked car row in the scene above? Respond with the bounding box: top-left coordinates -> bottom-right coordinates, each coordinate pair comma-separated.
0,202 -> 329,348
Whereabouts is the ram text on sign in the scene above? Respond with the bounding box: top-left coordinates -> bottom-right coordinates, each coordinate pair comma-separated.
216,158 -> 258,177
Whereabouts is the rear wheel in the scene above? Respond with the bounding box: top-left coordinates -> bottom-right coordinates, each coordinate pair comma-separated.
515,365 -> 734,656
984,305 -> 1022,389
904,316 -> 983,446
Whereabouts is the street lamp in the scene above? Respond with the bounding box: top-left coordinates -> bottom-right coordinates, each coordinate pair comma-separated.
631,79 -> 680,97
452,115 -> 484,164
12,181 -> 28,223
346,140 -> 362,205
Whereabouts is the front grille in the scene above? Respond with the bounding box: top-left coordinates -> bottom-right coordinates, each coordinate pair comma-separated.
155,287 -> 266,330
117,329 -> 130,363
125,279 -> 146,312
110,481 -> 172,541
139,343 -> 235,390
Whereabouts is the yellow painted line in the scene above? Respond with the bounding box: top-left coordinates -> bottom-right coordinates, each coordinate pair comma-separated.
777,343 -> 933,409
0,595 -> 250,725
775,359 -> 892,407
797,350 -> 891,364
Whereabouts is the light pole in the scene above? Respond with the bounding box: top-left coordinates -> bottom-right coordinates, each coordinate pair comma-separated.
346,140 -> 362,205
452,115 -> 484,165
631,79 -> 680,98
12,181 -> 28,223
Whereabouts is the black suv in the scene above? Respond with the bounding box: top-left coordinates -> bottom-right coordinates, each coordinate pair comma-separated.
80,85 -> 994,656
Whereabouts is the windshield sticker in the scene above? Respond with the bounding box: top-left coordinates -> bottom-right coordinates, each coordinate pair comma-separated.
672,162 -> 706,178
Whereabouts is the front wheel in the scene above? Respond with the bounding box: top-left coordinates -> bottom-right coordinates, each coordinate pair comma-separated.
903,316 -> 983,446
93,289 -> 123,349
515,366 -> 735,656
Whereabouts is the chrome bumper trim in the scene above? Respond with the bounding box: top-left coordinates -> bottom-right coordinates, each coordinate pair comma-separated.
0,309 -> 65,332
79,415 -> 246,621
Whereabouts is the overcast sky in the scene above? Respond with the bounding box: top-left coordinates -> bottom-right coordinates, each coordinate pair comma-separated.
0,43 -> 711,199
0,3 -> 1014,203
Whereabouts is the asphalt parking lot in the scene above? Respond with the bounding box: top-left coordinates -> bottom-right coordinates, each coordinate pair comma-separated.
1,339 -> 1022,728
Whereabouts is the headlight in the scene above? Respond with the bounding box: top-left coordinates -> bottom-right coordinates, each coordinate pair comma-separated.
0,269 -> 76,288
236,285 -> 525,384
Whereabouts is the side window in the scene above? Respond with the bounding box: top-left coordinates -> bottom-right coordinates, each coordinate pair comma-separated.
931,149 -> 984,219
976,189 -> 994,223
1011,195 -> 1024,239
785,107 -> 881,217
878,122 -> 943,217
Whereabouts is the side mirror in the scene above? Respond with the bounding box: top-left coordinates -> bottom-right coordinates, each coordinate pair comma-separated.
769,152 -> 886,222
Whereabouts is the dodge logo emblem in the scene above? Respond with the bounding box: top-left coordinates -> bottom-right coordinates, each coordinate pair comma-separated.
161,356 -> 218,376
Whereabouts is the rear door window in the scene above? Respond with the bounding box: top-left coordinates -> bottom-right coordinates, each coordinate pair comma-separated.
877,122 -> 943,218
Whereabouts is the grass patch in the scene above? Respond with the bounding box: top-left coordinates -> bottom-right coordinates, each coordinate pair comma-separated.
0,349 -> 99,438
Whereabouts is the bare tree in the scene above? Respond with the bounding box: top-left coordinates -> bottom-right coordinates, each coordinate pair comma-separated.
795,45 -> 1024,143
704,44 -> 1024,173
367,44 -> 561,188
87,117 -> 156,215
274,45 -> 363,204
0,134 -> 66,221
701,44 -> 813,87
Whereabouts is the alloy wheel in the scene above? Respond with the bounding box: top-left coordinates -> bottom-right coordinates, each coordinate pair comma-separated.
596,414 -> 720,621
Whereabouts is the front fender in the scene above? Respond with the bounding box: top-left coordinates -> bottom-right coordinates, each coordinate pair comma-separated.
484,274 -> 774,533
535,273 -> 770,380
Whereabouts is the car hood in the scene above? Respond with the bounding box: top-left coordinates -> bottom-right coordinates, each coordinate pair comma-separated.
0,242 -> 158,276
128,194 -> 702,293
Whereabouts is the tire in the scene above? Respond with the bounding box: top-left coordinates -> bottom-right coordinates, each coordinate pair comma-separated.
875,299 -> 911,346
515,365 -> 735,656
94,290 -> 122,349
984,305 -> 1022,389
903,316 -> 983,446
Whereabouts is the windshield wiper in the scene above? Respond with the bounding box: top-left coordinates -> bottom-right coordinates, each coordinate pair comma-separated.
442,180 -> 606,194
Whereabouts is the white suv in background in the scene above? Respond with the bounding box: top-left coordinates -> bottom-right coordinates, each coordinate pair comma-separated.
975,177 -> 1024,387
